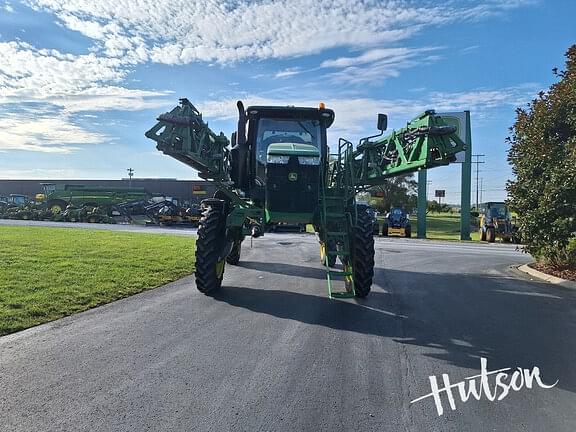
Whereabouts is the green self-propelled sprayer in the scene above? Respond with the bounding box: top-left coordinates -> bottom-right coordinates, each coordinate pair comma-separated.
145,99 -> 466,298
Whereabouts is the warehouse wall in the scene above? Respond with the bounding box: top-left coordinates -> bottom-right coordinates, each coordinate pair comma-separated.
0,179 -> 217,205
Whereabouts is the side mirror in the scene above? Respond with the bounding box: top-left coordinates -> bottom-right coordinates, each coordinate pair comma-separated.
377,113 -> 387,131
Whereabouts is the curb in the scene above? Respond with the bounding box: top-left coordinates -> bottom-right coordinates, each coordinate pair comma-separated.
517,263 -> 576,289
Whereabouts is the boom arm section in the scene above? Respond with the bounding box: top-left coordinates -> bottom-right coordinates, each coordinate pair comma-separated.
145,98 -> 231,182
350,110 -> 466,187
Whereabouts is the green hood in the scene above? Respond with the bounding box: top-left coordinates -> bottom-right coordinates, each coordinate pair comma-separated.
267,143 -> 319,157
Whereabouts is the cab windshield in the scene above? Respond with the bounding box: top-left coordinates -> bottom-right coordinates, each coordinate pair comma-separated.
255,118 -> 321,166
489,207 -> 509,218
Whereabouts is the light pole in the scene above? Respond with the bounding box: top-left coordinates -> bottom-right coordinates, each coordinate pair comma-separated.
127,168 -> 134,188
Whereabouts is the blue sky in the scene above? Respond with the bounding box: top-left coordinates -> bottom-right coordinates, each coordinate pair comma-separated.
0,0 -> 574,203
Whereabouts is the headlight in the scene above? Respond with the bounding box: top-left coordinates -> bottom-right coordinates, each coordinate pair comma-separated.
267,155 -> 290,164
298,156 -> 320,165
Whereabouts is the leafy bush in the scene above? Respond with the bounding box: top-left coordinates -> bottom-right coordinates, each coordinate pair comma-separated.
507,45 -> 576,267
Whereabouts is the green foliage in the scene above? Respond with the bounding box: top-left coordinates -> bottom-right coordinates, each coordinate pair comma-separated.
367,174 -> 417,213
507,45 -> 576,266
0,227 -> 196,335
427,200 -> 452,213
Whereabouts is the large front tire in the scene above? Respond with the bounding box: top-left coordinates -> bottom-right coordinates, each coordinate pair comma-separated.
486,227 -> 496,243
195,203 -> 227,294
352,205 -> 375,298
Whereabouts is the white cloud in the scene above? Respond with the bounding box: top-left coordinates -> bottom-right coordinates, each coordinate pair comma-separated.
275,67 -> 302,78
0,41 -> 172,112
55,87 -> 173,113
426,86 -> 539,112
2,84 -> 533,154
196,84 -> 538,140
0,111 -> 108,153
460,45 -> 480,54
0,41 -> 172,152
23,0 -> 535,65
0,41 -> 126,94
321,47 -> 439,69
0,0 -> 536,154
0,168 -> 80,178
321,47 -> 442,84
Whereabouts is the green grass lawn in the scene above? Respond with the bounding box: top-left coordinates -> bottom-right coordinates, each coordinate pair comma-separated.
313,214 -> 479,241
0,226 -> 196,336
419,213 -> 480,241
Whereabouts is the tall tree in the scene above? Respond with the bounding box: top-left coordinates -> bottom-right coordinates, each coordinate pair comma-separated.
507,45 -> 576,267
367,174 -> 417,213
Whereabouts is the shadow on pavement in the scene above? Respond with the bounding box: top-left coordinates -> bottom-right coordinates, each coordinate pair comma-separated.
237,261 -> 328,280
212,265 -> 576,394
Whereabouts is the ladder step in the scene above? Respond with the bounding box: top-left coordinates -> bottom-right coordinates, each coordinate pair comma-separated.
328,270 -> 353,277
330,292 -> 356,299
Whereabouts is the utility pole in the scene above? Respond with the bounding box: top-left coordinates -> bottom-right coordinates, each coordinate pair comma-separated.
480,178 -> 484,204
472,154 -> 485,210
127,168 -> 134,188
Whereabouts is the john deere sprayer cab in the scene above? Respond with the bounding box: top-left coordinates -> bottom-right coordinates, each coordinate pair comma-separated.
145,98 -> 466,298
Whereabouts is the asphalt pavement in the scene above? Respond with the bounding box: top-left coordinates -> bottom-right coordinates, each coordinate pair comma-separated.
1,232 -> 575,431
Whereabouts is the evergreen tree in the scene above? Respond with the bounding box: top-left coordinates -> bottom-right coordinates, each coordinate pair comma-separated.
507,45 -> 576,267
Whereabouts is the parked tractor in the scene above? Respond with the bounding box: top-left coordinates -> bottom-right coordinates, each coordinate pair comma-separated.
478,202 -> 519,243
146,99 -> 465,298
381,208 -> 412,237
41,183 -> 149,214
5,194 -> 30,207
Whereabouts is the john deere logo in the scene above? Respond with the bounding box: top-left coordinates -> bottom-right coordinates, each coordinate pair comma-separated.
288,172 -> 298,181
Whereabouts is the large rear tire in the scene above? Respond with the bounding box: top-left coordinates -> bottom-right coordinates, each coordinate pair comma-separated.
195,202 -> 227,294
352,205 -> 375,298
48,199 -> 67,214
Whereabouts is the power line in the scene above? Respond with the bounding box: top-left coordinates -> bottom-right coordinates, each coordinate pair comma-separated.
472,154 -> 485,209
